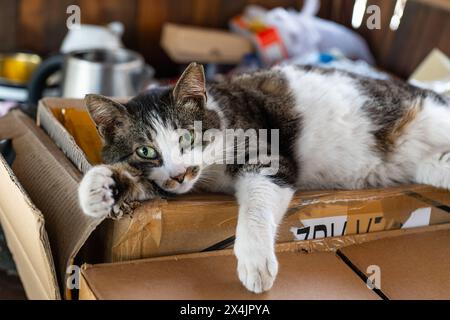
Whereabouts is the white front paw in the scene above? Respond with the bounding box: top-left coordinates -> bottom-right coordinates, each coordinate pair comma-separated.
78,166 -> 116,218
234,241 -> 278,294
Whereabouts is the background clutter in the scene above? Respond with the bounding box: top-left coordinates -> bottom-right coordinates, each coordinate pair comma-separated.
230,2 -> 374,66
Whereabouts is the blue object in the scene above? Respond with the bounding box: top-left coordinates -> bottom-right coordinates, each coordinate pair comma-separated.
318,53 -> 335,64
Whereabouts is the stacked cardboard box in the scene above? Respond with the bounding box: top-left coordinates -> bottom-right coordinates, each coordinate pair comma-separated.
1,97 -> 450,299
79,225 -> 450,300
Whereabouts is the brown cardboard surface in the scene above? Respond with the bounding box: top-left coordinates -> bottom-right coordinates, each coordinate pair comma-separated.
81,249 -> 379,300
99,187 -> 450,262
161,23 -> 253,64
53,107 -> 103,165
0,110 -> 103,299
37,98 -> 94,173
80,224 -> 450,300
0,156 -> 58,299
339,228 -> 450,299
0,111 -> 59,299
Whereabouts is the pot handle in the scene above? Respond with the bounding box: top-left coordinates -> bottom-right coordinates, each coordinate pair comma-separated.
27,54 -> 64,106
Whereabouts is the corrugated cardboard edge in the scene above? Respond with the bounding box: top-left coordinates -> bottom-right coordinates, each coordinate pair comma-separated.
79,272 -> 97,300
0,110 -> 109,299
37,98 -> 93,174
0,155 -> 59,299
107,199 -> 166,262
85,222 -> 450,268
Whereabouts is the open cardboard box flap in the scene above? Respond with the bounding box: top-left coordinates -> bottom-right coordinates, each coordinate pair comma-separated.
0,155 -> 57,299
0,110 -> 103,299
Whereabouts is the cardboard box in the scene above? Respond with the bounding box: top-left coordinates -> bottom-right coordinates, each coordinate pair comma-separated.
339,227 -> 450,299
36,97 -> 450,262
161,23 -> 253,64
409,49 -> 450,96
79,224 -> 450,300
0,111 -> 78,299
1,113 -> 449,300
2,107 -> 450,299
79,247 -> 381,300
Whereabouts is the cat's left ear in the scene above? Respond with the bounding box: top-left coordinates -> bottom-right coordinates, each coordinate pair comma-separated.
173,62 -> 206,107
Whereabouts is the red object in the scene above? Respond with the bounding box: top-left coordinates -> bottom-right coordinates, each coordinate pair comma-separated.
253,27 -> 289,66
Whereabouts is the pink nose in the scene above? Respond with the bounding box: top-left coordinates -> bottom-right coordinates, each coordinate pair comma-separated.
171,171 -> 186,183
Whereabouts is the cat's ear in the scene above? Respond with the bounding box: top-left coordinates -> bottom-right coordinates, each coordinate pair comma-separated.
173,62 -> 206,106
85,94 -> 129,139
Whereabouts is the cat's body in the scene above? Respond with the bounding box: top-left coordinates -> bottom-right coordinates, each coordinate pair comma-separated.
79,63 -> 450,293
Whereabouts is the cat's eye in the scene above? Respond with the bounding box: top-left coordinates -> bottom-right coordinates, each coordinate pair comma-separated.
179,130 -> 195,147
136,146 -> 157,159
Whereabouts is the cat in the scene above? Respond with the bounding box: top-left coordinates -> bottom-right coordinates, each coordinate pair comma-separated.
79,62 -> 450,293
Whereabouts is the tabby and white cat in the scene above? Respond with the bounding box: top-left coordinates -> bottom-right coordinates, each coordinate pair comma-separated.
79,62 -> 449,293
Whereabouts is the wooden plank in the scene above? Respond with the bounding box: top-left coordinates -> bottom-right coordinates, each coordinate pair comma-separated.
17,0 -> 46,53
360,0 -> 396,65
408,5 -> 447,75
44,0 -> 78,54
191,0 -> 221,27
136,0 -> 173,77
412,0 -> 450,12
78,0 -> 138,51
437,17 -> 450,55
247,0 -> 300,9
0,0 -> 17,52
6,0 -> 449,78
382,0 -> 424,77
217,0 -> 249,27
317,0 -> 334,20
382,0 -> 449,78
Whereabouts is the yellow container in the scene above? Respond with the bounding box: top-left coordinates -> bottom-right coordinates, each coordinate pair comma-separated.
0,53 -> 41,85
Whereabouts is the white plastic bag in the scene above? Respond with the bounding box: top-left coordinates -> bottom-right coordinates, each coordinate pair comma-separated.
236,0 -> 375,65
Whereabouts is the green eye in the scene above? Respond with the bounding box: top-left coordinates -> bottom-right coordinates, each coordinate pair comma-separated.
179,131 -> 195,146
136,146 -> 157,159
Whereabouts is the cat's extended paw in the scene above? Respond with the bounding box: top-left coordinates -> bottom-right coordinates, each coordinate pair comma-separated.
234,242 -> 278,294
78,166 -> 116,219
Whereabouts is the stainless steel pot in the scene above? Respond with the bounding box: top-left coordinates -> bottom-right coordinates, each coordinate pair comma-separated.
27,48 -> 154,104
62,49 -> 153,98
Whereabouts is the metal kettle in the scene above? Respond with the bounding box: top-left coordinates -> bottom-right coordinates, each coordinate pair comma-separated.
27,48 -> 154,105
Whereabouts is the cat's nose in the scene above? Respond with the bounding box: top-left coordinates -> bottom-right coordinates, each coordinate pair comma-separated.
171,171 -> 186,183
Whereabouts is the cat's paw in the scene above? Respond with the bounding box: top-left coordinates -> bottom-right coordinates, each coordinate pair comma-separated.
78,166 -> 116,219
234,241 -> 278,294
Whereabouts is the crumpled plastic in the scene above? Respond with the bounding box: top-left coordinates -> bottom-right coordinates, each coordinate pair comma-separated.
231,0 -> 375,66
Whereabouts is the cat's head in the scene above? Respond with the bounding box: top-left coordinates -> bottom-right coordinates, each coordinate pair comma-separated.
85,62 -> 220,194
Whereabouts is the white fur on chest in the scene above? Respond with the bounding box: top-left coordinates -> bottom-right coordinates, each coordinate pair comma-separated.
281,66 -> 385,189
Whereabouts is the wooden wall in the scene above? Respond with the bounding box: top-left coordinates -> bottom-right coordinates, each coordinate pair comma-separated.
356,0 -> 450,78
0,0 -> 449,78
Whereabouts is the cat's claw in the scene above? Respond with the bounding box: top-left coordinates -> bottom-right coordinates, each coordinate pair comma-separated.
235,243 -> 278,294
78,166 -> 116,219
